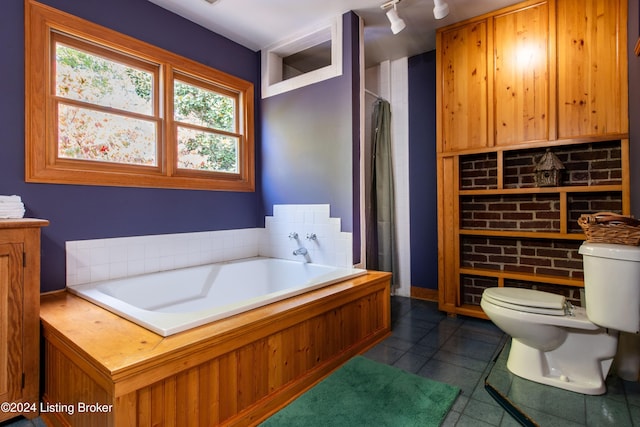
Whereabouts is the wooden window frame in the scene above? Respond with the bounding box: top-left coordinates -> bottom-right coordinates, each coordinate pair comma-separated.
25,0 -> 255,192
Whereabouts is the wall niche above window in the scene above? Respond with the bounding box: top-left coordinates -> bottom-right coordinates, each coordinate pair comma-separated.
261,17 -> 342,98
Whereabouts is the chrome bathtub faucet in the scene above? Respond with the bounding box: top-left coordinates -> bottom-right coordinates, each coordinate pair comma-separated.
305,233 -> 317,241
293,247 -> 308,256
288,232 -> 299,240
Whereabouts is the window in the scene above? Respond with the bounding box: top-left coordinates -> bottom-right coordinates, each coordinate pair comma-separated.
25,1 -> 254,191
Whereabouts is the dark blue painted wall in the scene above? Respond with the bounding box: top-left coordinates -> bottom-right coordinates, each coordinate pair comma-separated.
259,13 -> 361,261
1,0 -> 261,292
408,51 -> 438,290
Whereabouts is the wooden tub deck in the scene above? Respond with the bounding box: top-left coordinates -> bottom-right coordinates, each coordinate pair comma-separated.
39,270 -> 391,426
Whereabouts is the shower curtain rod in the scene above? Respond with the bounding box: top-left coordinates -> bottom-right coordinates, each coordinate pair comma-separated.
365,88 -> 385,100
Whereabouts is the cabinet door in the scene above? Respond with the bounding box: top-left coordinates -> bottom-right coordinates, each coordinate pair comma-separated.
556,0 -> 628,138
0,243 -> 23,404
493,2 -> 550,146
439,21 -> 489,152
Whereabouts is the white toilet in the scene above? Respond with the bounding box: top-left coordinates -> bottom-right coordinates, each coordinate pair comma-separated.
481,242 -> 640,395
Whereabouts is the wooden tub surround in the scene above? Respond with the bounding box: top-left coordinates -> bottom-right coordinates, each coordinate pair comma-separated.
40,271 -> 391,426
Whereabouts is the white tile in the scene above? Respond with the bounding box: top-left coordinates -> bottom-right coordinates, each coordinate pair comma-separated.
158,255 -> 176,271
90,264 -> 109,282
127,244 -> 146,261
66,274 -> 77,287
108,245 -> 128,263
144,257 -> 160,274
64,206 -> 353,286
145,243 -> 160,259
127,260 -> 145,277
109,262 -> 128,280
75,267 -> 91,285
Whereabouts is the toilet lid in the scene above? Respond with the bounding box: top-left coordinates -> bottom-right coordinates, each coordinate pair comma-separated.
482,287 -> 567,316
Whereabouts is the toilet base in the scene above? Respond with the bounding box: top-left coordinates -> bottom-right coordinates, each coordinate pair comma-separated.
507,335 -> 616,395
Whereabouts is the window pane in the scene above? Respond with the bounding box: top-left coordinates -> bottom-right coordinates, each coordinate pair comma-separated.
174,80 -> 235,132
56,44 -> 154,115
58,103 -> 157,166
177,127 -> 238,173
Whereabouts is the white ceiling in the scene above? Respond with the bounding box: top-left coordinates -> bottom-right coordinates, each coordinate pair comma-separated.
147,0 -> 522,67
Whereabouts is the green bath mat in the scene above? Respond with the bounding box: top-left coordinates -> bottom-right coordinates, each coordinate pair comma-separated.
260,356 -> 460,427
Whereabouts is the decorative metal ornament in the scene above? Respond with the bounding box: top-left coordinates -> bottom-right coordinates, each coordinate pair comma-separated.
534,148 -> 564,187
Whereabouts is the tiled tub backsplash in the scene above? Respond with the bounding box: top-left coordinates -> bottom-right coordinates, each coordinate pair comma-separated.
261,204 -> 352,268
66,204 -> 353,286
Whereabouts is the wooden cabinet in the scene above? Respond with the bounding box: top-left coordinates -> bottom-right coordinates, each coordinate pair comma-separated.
556,0 -> 628,138
0,219 -> 48,422
438,20 -> 489,152
436,0 -> 627,154
436,0 -> 629,319
493,1 -> 552,146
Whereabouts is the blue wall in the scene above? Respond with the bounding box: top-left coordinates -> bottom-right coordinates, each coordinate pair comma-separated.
260,13 -> 361,262
408,51 -> 438,290
1,0 -> 261,292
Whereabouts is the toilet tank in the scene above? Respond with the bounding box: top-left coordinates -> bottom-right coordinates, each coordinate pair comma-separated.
579,243 -> 640,333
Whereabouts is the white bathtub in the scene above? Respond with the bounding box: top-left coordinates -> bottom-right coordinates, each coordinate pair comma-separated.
67,257 -> 367,336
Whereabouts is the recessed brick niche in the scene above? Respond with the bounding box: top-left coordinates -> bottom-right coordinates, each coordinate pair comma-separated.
458,140 -> 624,307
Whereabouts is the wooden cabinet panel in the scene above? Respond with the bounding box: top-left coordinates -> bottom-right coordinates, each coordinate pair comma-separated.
0,244 -> 23,405
437,156 -> 459,312
439,21 -> 489,152
556,0 -> 628,138
437,0 -> 627,155
494,2 -> 551,146
0,219 -> 48,423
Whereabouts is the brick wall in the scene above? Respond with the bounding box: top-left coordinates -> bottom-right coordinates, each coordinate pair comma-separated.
503,141 -> 622,189
462,275 -> 498,305
460,237 -> 583,277
460,237 -> 585,306
460,192 -> 623,233
461,194 -> 561,231
460,153 -> 498,190
568,192 -> 624,232
462,275 -> 584,307
458,141 -> 622,307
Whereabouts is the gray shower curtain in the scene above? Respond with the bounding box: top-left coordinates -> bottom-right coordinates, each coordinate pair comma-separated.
366,98 -> 396,277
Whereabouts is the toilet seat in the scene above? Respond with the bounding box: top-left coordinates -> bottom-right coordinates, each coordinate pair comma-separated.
482,287 -> 566,316
481,287 -> 601,330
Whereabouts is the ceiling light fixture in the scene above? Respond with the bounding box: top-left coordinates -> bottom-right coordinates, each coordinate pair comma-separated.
433,0 -> 450,20
381,0 -> 406,35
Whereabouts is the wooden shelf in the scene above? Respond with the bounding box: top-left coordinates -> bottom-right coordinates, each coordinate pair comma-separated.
459,229 -> 586,241
453,304 -> 489,320
459,267 -> 584,288
437,134 -> 630,158
459,184 -> 623,196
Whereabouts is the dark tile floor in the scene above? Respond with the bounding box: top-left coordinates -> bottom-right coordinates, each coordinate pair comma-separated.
3,295 -> 640,426
362,296 -> 640,426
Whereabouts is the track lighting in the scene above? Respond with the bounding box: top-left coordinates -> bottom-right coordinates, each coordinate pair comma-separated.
433,0 -> 450,20
381,0 -> 406,35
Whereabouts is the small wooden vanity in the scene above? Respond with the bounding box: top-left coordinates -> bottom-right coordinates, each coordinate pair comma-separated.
0,219 -> 48,423
40,271 -> 391,426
